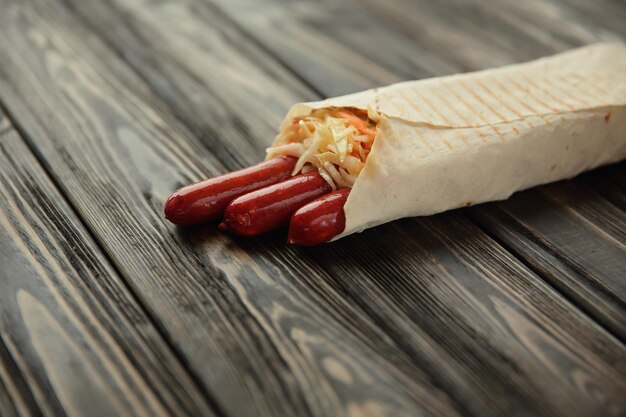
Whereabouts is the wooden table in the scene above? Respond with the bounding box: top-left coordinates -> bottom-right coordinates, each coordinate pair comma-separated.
1,0 -> 625,416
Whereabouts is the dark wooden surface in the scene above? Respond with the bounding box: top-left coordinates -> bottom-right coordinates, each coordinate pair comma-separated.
0,0 -> 624,416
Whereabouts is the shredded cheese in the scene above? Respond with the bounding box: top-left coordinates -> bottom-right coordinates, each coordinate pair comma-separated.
266,108 -> 378,188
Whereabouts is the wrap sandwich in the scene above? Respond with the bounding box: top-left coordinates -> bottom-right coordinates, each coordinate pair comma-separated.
266,43 -> 626,240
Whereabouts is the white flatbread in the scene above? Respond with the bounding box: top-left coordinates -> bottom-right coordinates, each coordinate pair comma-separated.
272,43 -> 626,239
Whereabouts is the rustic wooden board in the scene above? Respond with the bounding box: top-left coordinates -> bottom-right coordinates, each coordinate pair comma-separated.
0,2 -> 465,417
0,110 -> 10,135
204,0 -> 618,93
0,130 -> 217,417
206,0 -> 626,340
204,0 -> 457,96
1,0 -> 625,416
96,0 -> 626,412
358,0 -> 626,68
59,0 -> 317,169
469,181 -> 626,341
578,163 -> 626,210
3,2 -> 623,415
298,213 -> 626,416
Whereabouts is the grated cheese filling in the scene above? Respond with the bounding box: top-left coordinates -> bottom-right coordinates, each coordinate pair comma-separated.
266,108 -> 379,189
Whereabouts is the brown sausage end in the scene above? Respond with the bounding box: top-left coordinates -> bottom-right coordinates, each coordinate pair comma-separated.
287,188 -> 350,246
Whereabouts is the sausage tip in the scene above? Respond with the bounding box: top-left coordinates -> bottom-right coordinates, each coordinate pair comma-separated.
164,156 -> 298,226
163,194 -> 188,225
287,188 -> 349,246
221,172 -> 332,237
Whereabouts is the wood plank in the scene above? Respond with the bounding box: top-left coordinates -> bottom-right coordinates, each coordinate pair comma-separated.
12,0 -> 626,416
529,0 -> 626,38
469,179 -> 626,340
205,0 -> 457,96
206,0 -> 626,339
0,106 -> 10,134
357,0 -> 625,69
57,0 -> 317,169
0,130 -> 217,417
577,163 -> 626,211
0,2 -> 466,417
297,213 -> 626,416
203,0 -> 611,91
0,337 -> 39,417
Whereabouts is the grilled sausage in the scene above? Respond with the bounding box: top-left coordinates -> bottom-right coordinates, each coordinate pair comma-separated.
219,172 -> 332,236
164,156 -> 297,225
287,188 -> 349,245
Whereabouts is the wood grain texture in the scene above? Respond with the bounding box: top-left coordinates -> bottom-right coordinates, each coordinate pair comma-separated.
577,163 -> 626,210
64,0 -> 317,169
6,0 -> 624,416
299,213 -> 626,416
0,1 -> 465,416
0,108 -> 10,135
0,130 -> 217,417
207,0 -> 626,340
1,0 -> 625,416
358,0 -> 625,70
0,336 -> 39,417
204,0 -> 616,91
469,180 -> 626,341
207,0 -> 458,96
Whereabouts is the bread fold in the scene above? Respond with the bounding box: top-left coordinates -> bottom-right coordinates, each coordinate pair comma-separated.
271,43 -> 626,239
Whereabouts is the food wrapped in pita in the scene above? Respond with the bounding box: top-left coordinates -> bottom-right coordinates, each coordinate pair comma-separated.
267,43 -> 626,240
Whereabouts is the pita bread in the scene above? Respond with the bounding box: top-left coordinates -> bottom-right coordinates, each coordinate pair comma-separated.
271,43 -> 626,239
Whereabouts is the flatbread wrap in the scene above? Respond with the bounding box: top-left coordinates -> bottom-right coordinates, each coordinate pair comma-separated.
165,43 -> 626,244
267,42 -> 626,240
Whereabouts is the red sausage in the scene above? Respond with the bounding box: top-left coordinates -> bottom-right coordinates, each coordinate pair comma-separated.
219,172 -> 332,237
164,156 -> 297,225
287,188 -> 350,245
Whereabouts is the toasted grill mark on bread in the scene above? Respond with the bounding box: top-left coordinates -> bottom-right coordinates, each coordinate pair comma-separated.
474,78 -> 523,128
556,75 -> 599,107
463,79 -> 509,122
569,73 -> 610,97
490,77 -> 546,127
459,80 -> 510,142
442,84 -> 500,143
507,75 -> 567,123
546,77 -> 593,109
398,89 -> 474,148
520,74 -> 575,111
